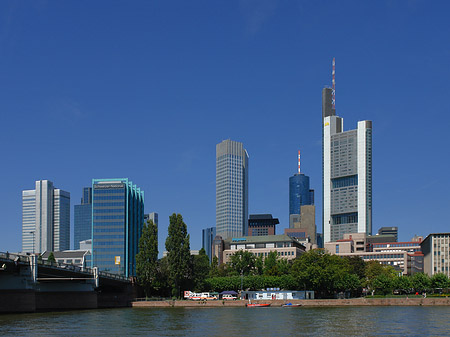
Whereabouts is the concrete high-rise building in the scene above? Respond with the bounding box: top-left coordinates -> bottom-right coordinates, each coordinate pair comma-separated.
322,87 -> 373,243
74,187 -> 92,250
144,212 -> 158,227
248,214 -> 279,236
22,180 -> 70,254
202,227 -> 216,263
421,233 -> 450,277
377,226 -> 398,242
216,139 -> 249,239
91,178 -> 144,277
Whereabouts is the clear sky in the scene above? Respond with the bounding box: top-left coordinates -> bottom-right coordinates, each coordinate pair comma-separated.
1,1 -> 449,254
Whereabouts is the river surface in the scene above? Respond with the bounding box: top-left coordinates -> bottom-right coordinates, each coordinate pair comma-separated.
1,306 -> 449,336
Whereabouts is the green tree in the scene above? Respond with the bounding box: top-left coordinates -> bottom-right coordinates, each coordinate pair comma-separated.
209,256 -> 220,277
254,255 -> 264,275
372,273 -> 394,295
136,219 -> 159,297
393,275 -> 412,293
364,261 -> 397,291
291,249 -> 355,298
411,273 -> 431,292
263,251 -> 279,276
192,248 -> 210,291
431,273 -> 449,290
229,250 -> 256,276
47,252 -> 56,263
165,213 -> 192,298
345,256 -> 366,280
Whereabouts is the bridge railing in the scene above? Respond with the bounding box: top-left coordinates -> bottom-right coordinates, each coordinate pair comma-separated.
0,252 -> 30,263
37,259 -> 95,275
0,252 -> 130,283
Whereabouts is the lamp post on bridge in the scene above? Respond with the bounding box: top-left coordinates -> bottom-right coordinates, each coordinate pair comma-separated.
29,230 -> 35,254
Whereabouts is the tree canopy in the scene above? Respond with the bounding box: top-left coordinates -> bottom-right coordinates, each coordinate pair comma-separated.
165,213 -> 192,298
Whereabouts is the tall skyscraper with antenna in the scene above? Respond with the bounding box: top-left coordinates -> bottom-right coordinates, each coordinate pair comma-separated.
289,151 -> 316,243
322,59 -> 373,243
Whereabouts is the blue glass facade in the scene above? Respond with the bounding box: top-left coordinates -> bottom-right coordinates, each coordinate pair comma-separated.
74,187 -> 92,250
289,173 -> 314,215
202,227 -> 216,263
91,179 -> 144,277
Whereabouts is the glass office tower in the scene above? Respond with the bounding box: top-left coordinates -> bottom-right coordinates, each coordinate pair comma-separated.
216,139 -> 249,239
289,174 -> 314,215
202,227 -> 216,263
22,180 -> 70,253
91,179 -> 144,277
74,187 -> 92,250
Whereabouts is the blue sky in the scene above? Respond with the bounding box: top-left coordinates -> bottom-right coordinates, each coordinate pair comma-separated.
1,1 -> 449,253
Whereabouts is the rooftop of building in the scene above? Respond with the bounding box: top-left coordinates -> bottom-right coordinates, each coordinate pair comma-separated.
41,250 -> 89,259
228,234 -> 298,244
421,233 -> 450,244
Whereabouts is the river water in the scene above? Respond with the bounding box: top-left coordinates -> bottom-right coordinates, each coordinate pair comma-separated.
1,306 -> 449,336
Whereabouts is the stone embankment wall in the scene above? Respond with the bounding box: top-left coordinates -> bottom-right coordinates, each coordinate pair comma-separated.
132,297 -> 450,308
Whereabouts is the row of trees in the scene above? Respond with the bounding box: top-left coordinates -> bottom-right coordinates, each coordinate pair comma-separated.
136,213 -> 211,298
136,214 -> 450,298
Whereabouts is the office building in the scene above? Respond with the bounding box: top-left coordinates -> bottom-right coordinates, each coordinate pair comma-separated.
289,152 -> 316,243
144,212 -> 158,227
322,85 -> 372,243
202,227 -> 216,263
74,187 -> 92,250
216,139 -> 249,239
421,233 -> 450,277
22,180 -> 70,254
248,214 -> 278,236
378,227 -> 398,242
91,178 -> 144,277
222,235 -> 306,263
325,233 -> 423,275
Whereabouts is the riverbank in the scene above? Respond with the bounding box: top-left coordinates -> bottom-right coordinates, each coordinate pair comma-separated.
132,297 -> 450,307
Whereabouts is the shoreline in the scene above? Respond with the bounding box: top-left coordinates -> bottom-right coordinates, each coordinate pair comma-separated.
132,297 -> 450,308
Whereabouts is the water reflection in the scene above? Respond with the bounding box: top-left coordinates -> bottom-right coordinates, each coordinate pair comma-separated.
1,306 -> 450,336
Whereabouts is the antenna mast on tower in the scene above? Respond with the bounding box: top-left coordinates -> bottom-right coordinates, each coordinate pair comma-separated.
298,150 -> 301,174
332,57 -> 336,110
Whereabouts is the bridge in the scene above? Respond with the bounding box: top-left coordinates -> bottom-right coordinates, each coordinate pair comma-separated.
0,252 -> 136,313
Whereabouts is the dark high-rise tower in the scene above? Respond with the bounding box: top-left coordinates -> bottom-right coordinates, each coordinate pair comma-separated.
74,187 -> 92,250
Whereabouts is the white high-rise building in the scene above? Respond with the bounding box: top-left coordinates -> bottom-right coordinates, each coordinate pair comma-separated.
22,180 -> 70,253
216,139 -> 249,239
322,90 -> 372,243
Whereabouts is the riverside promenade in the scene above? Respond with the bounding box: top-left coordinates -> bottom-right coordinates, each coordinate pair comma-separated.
132,297 -> 450,308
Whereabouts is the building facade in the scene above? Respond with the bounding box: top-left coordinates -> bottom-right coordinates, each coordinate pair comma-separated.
421,233 -> 450,277
378,227 -> 398,242
325,233 -> 423,275
74,187 -> 93,250
222,235 -> 306,263
202,227 -> 216,263
144,212 -> 158,227
248,214 -> 278,236
322,87 -> 372,243
91,178 -> 144,277
22,180 -> 70,254
216,139 -> 249,239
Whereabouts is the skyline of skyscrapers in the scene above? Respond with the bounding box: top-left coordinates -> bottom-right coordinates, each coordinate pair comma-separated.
22,180 -> 70,254
216,139 -> 249,240
91,178 -> 144,277
322,87 -> 373,243
74,187 -> 92,250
